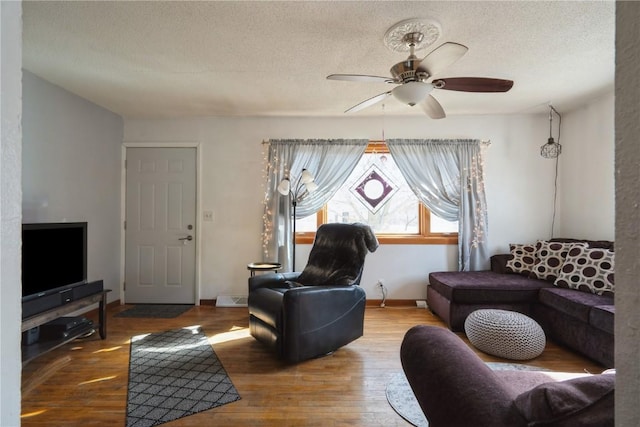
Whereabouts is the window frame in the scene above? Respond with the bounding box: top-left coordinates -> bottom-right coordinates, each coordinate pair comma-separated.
296,141 -> 458,245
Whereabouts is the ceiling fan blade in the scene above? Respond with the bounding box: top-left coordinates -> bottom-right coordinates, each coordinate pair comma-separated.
345,91 -> 392,113
327,74 -> 395,84
418,42 -> 469,77
435,77 -> 514,92
421,95 -> 446,119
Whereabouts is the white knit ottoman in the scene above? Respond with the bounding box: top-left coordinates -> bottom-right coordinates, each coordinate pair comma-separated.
464,309 -> 546,360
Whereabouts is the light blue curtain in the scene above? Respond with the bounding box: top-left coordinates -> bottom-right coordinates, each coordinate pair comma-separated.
262,139 -> 368,271
387,139 -> 490,271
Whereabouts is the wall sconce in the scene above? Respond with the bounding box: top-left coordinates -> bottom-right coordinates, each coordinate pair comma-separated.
540,104 -> 562,159
277,169 -> 318,270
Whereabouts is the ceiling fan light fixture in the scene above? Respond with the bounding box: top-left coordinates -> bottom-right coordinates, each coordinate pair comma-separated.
392,81 -> 433,106
328,28 -> 512,117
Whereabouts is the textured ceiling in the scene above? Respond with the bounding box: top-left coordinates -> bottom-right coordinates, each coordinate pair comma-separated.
22,1 -> 615,119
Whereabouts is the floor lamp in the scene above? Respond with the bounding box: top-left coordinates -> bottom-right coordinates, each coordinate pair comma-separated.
277,169 -> 318,271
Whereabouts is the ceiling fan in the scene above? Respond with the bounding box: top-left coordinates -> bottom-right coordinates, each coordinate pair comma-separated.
327,32 -> 513,119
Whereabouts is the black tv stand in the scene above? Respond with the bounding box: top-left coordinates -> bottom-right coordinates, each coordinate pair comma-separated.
21,289 -> 111,365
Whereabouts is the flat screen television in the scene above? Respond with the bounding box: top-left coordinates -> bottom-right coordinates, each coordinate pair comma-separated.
22,222 -> 88,300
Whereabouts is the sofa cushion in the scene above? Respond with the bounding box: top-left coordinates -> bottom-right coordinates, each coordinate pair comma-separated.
589,305 -> 615,334
505,243 -> 538,275
491,254 -> 511,274
554,246 -> 615,296
529,241 -> 586,282
550,238 -> 614,251
429,271 -> 550,304
538,287 -> 613,323
513,374 -> 615,426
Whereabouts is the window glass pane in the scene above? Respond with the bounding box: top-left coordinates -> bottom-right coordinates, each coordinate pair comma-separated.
430,212 -> 458,233
294,145 -> 458,240
296,214 -> 316,233
326,152 -> 419,234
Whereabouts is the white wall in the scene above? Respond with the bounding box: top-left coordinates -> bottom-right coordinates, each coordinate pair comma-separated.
557,92 -> 615,240
1,1 -> 23,425
124,113 -> 562,300
22,71 -> 123,303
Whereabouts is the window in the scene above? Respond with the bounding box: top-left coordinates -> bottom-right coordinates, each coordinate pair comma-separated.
296,142 -> 458,244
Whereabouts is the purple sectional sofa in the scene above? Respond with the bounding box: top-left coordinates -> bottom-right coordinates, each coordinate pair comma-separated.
427,239 -> 615,367
401,325 -> 615,427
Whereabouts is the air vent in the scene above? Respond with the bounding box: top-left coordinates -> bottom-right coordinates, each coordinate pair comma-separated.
215,295 -> 248,307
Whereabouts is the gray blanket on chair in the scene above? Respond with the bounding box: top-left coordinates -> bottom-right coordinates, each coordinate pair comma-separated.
296,223 -> 378,286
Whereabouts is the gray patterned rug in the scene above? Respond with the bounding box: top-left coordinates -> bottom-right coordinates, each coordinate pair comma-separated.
126,326 -> 241,427
116,304 -> 194,319
386,362 -> 548,426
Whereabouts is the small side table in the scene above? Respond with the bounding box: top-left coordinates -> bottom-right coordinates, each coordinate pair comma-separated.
247,262 -> 282,277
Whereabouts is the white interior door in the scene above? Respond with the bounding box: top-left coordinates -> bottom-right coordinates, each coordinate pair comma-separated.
125,147 -> 197,304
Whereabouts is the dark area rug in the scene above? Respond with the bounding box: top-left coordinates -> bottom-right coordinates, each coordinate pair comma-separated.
126,326 -> 241,427
115,304 -> 193,319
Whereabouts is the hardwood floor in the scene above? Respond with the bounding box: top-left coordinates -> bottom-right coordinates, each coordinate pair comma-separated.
21,304 -> 605,426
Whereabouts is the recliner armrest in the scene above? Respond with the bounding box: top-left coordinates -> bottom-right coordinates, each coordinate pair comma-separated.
283,285 -> 366,325
248,272 -> 301,292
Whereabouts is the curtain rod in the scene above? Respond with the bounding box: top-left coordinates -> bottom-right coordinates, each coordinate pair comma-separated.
262,139 -> 491,144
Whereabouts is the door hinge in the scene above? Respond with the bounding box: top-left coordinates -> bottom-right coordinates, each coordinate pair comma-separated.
124,159 -> 127,169
124,220 -> 127,230
123,282 -> 126,291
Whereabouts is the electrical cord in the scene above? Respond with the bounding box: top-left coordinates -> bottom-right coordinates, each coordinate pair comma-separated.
551,152 -> 559,238
549,105 -> 561,238
377,280 -> 387,307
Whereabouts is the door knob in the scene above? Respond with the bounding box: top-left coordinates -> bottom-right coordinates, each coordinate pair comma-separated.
178,235 -> 193,241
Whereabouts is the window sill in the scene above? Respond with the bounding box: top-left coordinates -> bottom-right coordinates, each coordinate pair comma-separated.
296,234 -> 457,245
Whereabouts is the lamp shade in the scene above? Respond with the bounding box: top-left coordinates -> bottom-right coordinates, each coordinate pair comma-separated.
540,138 -> 562,159
277,178 -> 290,195
305,181 -> 319,193
300,169 -> 315,184
392,81 -> 433,106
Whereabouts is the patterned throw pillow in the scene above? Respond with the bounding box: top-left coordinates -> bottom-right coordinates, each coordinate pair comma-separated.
555,246 -> 615,296
505,243 -> 538,275
529,241 -> 586,282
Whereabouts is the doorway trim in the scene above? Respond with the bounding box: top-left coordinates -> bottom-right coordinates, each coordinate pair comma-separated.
120,141 -> 202,305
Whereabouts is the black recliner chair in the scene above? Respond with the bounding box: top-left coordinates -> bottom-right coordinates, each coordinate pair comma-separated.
248,223 -> 378,363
